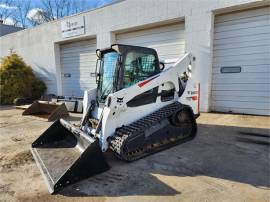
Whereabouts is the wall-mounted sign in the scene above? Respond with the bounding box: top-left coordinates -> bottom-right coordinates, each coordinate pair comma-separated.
61,16 -> 85,38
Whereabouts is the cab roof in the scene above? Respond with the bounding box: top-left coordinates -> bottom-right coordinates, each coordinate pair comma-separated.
96,44 -> 158,58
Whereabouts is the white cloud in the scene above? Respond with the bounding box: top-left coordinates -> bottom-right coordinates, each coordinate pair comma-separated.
0,3 -> 17,9
27,8 -> 49,24
4,17 -> 15,25
27,8 -> 44,19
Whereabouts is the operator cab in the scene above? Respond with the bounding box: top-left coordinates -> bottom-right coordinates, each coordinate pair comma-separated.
96,44 -> 161,102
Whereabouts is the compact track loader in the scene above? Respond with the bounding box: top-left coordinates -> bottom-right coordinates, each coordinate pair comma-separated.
31,44 -> 200,193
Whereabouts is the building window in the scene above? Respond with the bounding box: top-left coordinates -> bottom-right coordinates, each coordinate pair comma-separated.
220,66 -> 241,73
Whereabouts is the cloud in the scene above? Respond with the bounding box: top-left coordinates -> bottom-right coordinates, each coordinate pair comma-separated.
27,8 -> 41,19
27,8 -> 50,24
26,8 -> 46,20
0,3 -> 17,9
4,17 -> 15,25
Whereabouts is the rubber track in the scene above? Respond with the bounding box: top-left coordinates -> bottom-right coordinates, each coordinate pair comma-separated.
109,102 -> 197,161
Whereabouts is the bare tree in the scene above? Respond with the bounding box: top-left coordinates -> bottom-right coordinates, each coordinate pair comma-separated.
71,0 -> 84,14
41,0 -> 73,20
0,0 -> 16,23
12,0 -> 31,27
1,0 -> 114,27
27,8 -> 51,26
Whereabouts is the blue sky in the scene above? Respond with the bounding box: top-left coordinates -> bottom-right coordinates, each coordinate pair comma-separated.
0,0 -> 116,27
30,0 -> 115,10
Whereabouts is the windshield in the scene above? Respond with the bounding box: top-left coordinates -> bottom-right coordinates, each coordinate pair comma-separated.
99,51 -> 119,100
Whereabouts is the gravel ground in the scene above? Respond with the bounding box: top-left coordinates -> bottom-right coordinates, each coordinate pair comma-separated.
0,106 -> 269,202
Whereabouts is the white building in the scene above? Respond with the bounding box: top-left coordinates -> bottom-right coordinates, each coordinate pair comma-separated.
0,0 -> 269,115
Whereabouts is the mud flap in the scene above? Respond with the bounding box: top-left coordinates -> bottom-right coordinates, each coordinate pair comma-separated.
23,101 -> 69,121
31,119 -> 110,194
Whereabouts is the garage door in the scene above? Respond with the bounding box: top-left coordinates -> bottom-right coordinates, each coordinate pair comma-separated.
60,39 -> 97,97
116,22 -> 185,62
211,7 -> 270,115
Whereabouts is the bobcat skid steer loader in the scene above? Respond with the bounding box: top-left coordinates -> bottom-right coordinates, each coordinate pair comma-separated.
31,44 -> 200,193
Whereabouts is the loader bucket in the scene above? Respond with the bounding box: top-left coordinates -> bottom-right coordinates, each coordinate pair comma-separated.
22,101 -> 69,121
31,119 -> 110,193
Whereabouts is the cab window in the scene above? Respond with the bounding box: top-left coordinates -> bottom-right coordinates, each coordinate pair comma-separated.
123,51 -> 158,88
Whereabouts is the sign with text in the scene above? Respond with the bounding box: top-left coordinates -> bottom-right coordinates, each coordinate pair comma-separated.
61,16 -> 85,38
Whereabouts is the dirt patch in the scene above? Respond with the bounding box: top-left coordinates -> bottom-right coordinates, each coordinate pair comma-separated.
0,184 -> 15,197
0,150 -> 34,171
0,108 -> 269,202
17,194 -> 106,202
0,122 -> 9,127
0,115 -> 13,118
11,137 -> 23,142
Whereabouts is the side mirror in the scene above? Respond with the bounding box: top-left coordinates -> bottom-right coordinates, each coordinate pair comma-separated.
159,62 -> 165,70
96,49 -> 101,58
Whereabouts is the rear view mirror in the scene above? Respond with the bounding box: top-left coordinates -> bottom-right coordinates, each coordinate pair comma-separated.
96,49 -> 101,58
159,62 -> 165,70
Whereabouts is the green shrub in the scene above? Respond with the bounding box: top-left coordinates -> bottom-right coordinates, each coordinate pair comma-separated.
0,53 -> 47,104
32,78 -> 47,100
